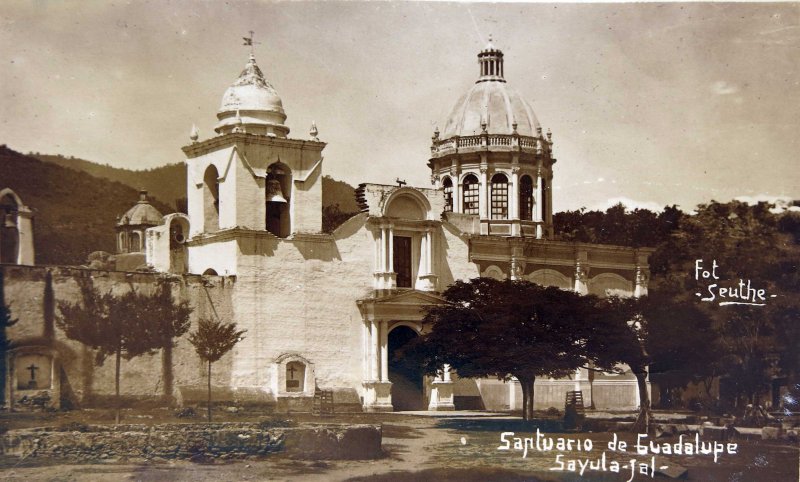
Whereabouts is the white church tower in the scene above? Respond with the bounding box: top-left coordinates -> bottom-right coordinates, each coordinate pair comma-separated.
182,52 -> 326,276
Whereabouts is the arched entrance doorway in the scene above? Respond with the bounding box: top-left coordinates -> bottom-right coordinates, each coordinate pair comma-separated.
388,325 -> 425,411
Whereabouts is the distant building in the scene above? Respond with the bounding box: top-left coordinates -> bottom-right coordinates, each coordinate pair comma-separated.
2,40 -> 652,412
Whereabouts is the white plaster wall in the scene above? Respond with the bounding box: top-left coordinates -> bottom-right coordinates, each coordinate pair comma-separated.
187,239 -> 239,276
229,219 -> 373,400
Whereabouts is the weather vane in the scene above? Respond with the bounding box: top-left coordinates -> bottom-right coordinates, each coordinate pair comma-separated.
242,30 -> 260,55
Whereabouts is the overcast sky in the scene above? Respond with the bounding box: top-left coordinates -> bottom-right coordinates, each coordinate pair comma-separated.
1,2 -> 798,212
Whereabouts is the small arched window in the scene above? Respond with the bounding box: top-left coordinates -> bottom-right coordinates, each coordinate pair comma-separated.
519,175 -> 534,221
129,232 -> 141,252
490,173 -> 508,220
442,177 -> 453,213
462,175 -> 479,215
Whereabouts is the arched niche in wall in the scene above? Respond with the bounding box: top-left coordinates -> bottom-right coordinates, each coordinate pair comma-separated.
274,353 -> 315,397
383,188 -> 431,221
527,268 -> 572,289
588,273 -> 633,297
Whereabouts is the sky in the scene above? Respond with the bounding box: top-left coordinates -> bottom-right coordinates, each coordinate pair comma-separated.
1,1 -> 798,212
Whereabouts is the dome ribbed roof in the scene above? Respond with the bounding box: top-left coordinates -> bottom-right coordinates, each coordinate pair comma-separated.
441,40 -> 541,139
118,191 -> 163,227
442,82 -> 540,138
215,53 -> 289,137
219,54 -> 284,114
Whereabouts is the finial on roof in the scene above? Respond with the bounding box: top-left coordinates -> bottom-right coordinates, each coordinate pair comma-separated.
512,117 -> 518,134
138,190 -> 149,203
546,128 -> 552,142
309,121 -> 319,141
190,124 -> 199,142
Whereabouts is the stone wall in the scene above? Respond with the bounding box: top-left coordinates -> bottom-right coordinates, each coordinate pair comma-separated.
1,422 -> 382,461
1,265 -> 234,408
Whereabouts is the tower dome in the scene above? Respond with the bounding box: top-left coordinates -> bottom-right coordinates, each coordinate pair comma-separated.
441,38 -> 541,139
429,39 -> 555,239
117,190 -> 163,227
215,53 -> 290,137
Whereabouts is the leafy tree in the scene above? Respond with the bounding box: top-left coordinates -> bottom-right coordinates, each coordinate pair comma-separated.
592,293 -> 716,433
187,318 -> 245,422
409,278 -> 602,421
57,280 -> 191,422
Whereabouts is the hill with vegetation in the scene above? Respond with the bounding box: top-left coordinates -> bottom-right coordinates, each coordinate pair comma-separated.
32,153 -> 186,211
1,146 -> 173,266
32,153 -> 359,219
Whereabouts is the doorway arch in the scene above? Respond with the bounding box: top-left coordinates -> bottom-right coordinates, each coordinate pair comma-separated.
388,324 -> 425,411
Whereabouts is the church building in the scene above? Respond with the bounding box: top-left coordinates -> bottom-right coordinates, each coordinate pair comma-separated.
1,39 -> 652,413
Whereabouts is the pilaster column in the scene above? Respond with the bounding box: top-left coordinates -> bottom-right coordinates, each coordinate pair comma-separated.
388,225 -> 394,272
370,319 -> 379,380
379,226 -> 387,272
380,320 -> 389,382
510,167 -> 520,220
426,229 -> 433,275
534,168 -> 543,222
479,165 -> 489,219
452,168 -> 461,213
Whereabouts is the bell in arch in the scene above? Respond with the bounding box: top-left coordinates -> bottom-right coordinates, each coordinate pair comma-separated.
266,179 -> 288,203
4,212 -> 16,228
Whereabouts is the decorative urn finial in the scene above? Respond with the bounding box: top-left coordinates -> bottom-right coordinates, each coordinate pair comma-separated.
309,121 -> 319,141
190,124 -> 199,143
432,125 -> 440,141
546,128 -> 552,143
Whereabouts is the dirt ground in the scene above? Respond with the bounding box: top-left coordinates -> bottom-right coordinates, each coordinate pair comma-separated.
0,411 -> 797,481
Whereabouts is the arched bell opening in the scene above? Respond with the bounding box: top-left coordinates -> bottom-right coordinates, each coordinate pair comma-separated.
203,165 -> 220,232
0,193 -> 19,264
265,162 -> 291,238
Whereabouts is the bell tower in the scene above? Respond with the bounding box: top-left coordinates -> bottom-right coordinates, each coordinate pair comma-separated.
181,48 -> 326,275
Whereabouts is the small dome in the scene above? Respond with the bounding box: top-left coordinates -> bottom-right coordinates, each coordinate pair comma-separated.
118,191 -> 163,227
442,82 -> 541,138
215,54 -> 290,137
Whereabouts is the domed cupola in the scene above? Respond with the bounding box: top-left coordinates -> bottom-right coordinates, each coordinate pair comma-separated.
429,38 -> 556,239
116,190 -> 163,255
215,53 -> 290,137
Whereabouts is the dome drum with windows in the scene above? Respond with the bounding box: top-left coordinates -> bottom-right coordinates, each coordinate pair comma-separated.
429,39 -> 556,239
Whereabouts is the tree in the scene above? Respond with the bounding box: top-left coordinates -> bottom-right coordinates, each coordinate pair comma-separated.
187,318 -> 245,422
409,278 -> 602,421
57,280 -> 191,423
592,293 -> 716,433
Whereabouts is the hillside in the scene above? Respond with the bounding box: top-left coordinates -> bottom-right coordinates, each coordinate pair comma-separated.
33,153 -> 186,211
1,146 -> 173,266
32,153 -> 358,214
